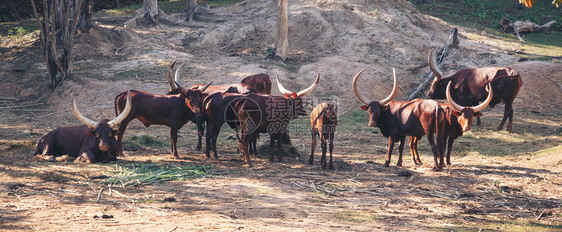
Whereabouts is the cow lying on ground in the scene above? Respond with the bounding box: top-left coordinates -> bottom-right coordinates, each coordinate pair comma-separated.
309,102 -> 337,170
427,48 -> 522,131
409,82 -> 492,166
236,74 -> 320,167
114,62 -> 211,159
353,69 -> 446,171
35,91 -> 132,163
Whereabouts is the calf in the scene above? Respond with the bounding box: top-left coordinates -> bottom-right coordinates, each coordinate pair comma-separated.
35,91 -> 132,163
309,102 -> 337,169
353,69 -> 446,171
236,74 -> 320,167
410,82 -> 493,166
114,62 -> 211,159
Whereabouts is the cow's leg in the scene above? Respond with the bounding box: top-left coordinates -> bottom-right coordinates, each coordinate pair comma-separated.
308,130 -> 317,165
408,137 -> 421,165
204,127 -> 212,158
384,137 -> 395,167
238,139 -> 253,168
116,121 -> 129,157
77,151 -> 96,163
427,133 -> 441,171
196,119 -> 205,151
320,135 -> 327,169
446,137 -> 455,166
269,134 -> 275,162
328,132 -> 334,170
498,104 -> 514,131
277,133 -> 283,162
170,127 -> 180,159
38,141 -> 57,162
397,138 -> 405,167
476,116 -> 481,126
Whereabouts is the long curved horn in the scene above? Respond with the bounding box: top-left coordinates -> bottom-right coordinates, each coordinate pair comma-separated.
167,61 -> 178,92
275,73 -> 292,96
352,70 -> 370,105
446,82 -> 464,112
108,90 -> 132,128
72,96 -> 99,129
428,48 -> 443,81
446,82 -> 493,113
472,83 -> 493,113
296,73 -> 320,97
174,62 -> 186,85
199,81 -> 213,92
379,68 -> 398,105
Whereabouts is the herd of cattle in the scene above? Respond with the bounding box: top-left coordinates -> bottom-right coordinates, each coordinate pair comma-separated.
34,49 -> 523,171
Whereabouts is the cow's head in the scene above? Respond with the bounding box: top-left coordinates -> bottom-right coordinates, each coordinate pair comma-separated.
446,82 -> 492,132
426,48 -> 449,99
166,61 -> 213,114
275,73 -> 320,118
72,90 -> 132,160
353,69 -> 398,127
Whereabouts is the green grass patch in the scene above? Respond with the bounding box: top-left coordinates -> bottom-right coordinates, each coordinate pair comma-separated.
101,163 -> 212,187
122,135 -> 168,151
411,0 -> 562,57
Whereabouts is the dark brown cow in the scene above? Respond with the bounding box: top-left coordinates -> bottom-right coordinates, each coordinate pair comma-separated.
353,69 -> 446,171
309,102 -> 337,170
241,73 -> 272,94
35,91 -> 132,163
427,49 -> 523,131
114,62 -> 211,159
236,74 -> 320,167
410,82 -> 493,166
168,69 -> 256,151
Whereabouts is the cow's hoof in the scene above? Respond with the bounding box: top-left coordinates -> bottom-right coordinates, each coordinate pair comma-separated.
383,161 -> 390,167
48,156 -> 56,162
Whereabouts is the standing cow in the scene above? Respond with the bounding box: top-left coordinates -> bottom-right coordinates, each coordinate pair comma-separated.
236,74 -> 320,167
309,102 -> 337,170
427,48 -> 522,131
114,62 -> 212,159
35,91 -> 132,163
241,73 -> 272,94
410,82 -> 492,166
353,69 -> 446,171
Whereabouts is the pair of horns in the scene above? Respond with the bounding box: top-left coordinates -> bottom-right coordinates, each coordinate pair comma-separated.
167,61 -> 212,93
352,68 -> 399,106
275,73 -> 320,97
446,82 -> 492,113
72,90 -> 132,129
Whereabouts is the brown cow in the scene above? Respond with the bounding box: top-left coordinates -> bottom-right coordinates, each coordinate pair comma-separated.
410,82 -> 492,166
427,49 -> 522,131
353,69 -> 446,171
236,74 -> 320,167
114,62 -> 211,159
241,73 -> 272,94
309,102 -> 337,170
35,91 -> 132,163
168,69 -> 256,151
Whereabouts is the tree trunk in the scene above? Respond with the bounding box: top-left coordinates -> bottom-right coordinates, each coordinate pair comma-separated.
276,0 -> 288,61
143,0 -> 159,23
184,0 -> 198,22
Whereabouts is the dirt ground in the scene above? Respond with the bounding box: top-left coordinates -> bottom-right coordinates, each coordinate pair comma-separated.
1,0 -> 562,231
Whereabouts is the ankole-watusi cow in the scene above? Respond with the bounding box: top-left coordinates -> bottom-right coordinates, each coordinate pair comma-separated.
427,49 -> 522,131
353,69 -> 446,171
235,74 -> 320,167
309,102 -> 337,170
167,67 -> 257,152
409,82 -> 492,166
241,73 -> 272,94
35,91 -> 132,163
114,62 -> 212,159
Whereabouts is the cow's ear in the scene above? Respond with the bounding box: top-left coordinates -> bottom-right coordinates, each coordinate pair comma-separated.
86,130 -> 96,136
292,92 -> 297,98
452,111 -> 461,117
474,112 -> 483,117
360,105 -> 368,111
